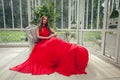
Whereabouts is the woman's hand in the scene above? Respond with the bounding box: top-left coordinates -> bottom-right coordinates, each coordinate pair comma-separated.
48,34 -> 56,38
38,34 -> 55,40
49,28 -> 57,38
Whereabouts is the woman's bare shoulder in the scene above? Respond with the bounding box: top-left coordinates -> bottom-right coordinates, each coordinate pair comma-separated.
36,26 -> 39,30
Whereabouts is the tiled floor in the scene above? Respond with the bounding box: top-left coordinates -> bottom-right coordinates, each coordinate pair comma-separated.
0,47 -> 120,80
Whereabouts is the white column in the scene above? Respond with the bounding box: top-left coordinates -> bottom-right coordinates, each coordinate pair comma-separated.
91,0 -> 94,29
71,0 -> 73,23
27,0 -> 31,26
2,0 -> 6,29
115,10 -> 120,63
86,0 -> 89,29
61,0 -> 63,29
97,0 -> 100,29
38,0 -> 41,6
75,0 -> 77,23
68,0 -> 71,29
108,0 -> 110,14
80,0 -> 85,45
76,0 -> 80,44
54,0 -> 56,27
82,0 -> 85,30
102,0 -> 109,55
20,0 -> 23,29
11,0 -> 14,29
117,10 -> 120,64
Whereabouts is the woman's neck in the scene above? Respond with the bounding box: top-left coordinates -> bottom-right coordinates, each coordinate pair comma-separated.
43,24 -> 45,26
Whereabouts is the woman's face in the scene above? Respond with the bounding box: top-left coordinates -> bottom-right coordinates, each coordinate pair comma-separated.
42,17 -> 48,25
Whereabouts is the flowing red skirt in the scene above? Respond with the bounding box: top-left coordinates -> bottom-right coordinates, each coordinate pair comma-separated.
10,37 -> 89,76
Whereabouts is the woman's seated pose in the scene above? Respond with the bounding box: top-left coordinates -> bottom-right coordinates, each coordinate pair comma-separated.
10,16 -> 89,76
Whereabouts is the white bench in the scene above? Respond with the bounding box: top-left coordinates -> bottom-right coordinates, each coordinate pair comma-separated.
25,26 -> 39,51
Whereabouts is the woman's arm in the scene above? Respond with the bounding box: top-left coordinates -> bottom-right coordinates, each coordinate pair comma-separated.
49,28 -> 57,38
36,27 -> 49,39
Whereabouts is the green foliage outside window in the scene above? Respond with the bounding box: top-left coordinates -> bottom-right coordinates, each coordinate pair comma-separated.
30,0 -> 61,29
110,9 -> 119,18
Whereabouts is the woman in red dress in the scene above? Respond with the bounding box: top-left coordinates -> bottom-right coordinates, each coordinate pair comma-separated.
10,16 -> 89,76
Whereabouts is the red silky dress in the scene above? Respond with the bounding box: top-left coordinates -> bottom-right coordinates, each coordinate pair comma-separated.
10,26 -> 89,76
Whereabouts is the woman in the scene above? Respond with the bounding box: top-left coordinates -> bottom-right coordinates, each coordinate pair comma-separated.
10,16 -> 89,76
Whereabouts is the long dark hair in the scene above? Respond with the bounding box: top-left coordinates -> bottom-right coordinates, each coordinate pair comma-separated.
38,16 -> 51,31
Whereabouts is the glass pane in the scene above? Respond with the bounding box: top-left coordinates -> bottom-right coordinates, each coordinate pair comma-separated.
22,0 -> 28,28
88,0 -> 92,29
56,0 -> 61,29
83,31 -> 102,53
13,0 -> 20,28
84,0 -> 87,29
93,0 -> 98,29
63,0 -> 68,29
0,0 -> 4,28
31,0 -> 34,19
99,0 -> 104,29
104,32 -> 117,59
4,0 -> 12,28
109,0 -> 113,13
0,30 -> 27,43
107,0 -> 118,29
57,30 -> 77,43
